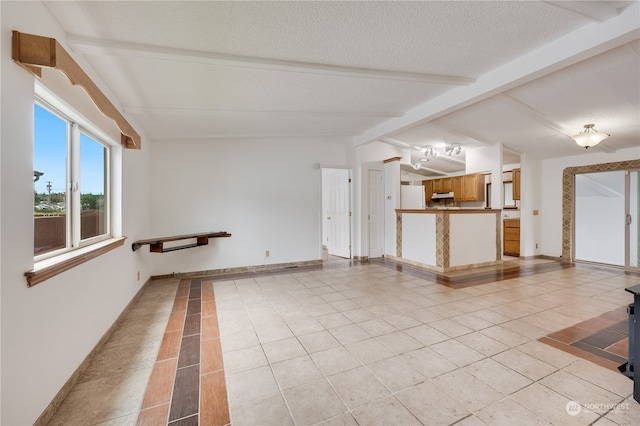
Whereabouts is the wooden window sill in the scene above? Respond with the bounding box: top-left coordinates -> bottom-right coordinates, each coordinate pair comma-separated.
25,237 -> 126,287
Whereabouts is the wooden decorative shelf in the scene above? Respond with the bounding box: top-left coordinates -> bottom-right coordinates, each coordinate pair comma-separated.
132,231 -> 231,253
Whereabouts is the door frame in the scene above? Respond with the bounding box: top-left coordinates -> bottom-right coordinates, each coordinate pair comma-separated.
563,159 -> 640,271
321,167 -> 353,260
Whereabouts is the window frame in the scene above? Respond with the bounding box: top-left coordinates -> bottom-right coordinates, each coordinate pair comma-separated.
24,80 -> 126,287
33,82 -> 117,263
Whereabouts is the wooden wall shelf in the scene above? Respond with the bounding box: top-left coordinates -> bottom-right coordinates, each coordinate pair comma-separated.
132,231 -> 231,253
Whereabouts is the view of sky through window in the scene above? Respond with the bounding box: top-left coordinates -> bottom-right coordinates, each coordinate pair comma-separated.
34,103 -> 106,196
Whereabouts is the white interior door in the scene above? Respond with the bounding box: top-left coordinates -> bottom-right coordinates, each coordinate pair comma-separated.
368,169 -> 384,258
324,169 -> 351,258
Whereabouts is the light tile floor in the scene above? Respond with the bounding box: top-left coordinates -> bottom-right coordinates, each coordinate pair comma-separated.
48,277 -> 180,425
47,260 -> 640,425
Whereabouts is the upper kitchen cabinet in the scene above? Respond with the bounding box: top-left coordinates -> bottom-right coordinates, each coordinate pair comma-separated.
512,168 -> 521,200
453,176 -> 464,202
423,179 -> 433,203
463,173 -> 485,202
453,173 -> 485,202
432,177 -> 453,193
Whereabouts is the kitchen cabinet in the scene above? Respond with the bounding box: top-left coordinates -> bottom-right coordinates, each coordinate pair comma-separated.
431,177 -> 452,193
427,174 -> 484,202
503,219 -> 520,257
422,179 -> 433,203
512,168 -> 521,200
453,176 -> 464,202
463,173 -> 484,202
452,174 -> 485,202
441,177 -> 453,192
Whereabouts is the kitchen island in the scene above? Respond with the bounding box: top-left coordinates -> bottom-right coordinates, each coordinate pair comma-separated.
390,209 -> 502,272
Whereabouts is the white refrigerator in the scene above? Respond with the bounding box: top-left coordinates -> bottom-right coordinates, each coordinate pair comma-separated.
400,185 -> 425,209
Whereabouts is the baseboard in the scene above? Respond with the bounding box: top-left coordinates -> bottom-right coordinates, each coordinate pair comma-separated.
151,259 -> 324,281
34,277 -> 154,426
521,254 -> 564,261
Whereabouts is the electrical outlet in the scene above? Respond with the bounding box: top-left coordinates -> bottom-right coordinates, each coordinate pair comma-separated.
535,243 -> 539,249
265,250 -> 270,257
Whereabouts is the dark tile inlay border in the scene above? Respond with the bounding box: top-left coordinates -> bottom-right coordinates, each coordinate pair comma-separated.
578,328 -> 626,350
178,334 -> 200,370
186,299 -> 201,315
138,278 -> 229,425
168,415 -> 199,426
541,306 -> 629,372
571,341 -> 627,365
169,365 -> 200,421
183,314 -> 201,337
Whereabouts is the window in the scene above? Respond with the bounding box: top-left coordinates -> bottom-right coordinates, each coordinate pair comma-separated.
503,182 -> 516,208
34,100 -> 111,258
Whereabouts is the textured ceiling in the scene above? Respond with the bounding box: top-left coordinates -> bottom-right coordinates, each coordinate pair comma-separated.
41,0 -> 640,175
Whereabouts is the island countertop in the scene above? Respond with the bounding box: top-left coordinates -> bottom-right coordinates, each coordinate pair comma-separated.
393,209 -> 501,272
395,208 -> 501,214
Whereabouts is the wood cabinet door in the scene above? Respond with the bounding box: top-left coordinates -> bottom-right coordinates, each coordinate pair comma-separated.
453,176 -> 464,201
441,177 -> 453,192
512,169 -> 521,200
463,174 -> 484,201
503,219 -> 520,256
423,180 -> 433,202
433,179 -> 443,192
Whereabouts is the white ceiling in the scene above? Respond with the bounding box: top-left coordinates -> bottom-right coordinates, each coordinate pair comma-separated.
42,1 -> 640,176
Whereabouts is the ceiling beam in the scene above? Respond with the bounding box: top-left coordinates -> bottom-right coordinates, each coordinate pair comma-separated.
380,137 -> 412,148
408,165 -> 448,176
123,106 -> 403,119
428,121 -> 493,146
495,94 -> 573,136
148,133 -> 354,141
543,1 -> 620,23
352,2 -> 640,147
66,34 -> 475,86
430,155 -> 466,166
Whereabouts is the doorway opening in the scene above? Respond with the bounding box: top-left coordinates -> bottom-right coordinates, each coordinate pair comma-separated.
563,159 -> 640,271
321,168 -> 352,260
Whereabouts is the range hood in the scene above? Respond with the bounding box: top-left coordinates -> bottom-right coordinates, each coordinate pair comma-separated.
431,192 -> 454,199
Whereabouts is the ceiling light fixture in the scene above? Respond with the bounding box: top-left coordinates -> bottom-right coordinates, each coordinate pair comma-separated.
423,145 -> 439,157
445,143 -> 462,156
421,144 -> 462,157
412,158 -> 430,170
571,124 -> 609,149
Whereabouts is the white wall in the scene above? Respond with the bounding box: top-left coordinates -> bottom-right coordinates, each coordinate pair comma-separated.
148,138 -> 348,275
466,144 -> 502,209
540,147 -> 640,257
1,2 -> 152,424
520,153 -> 542,257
